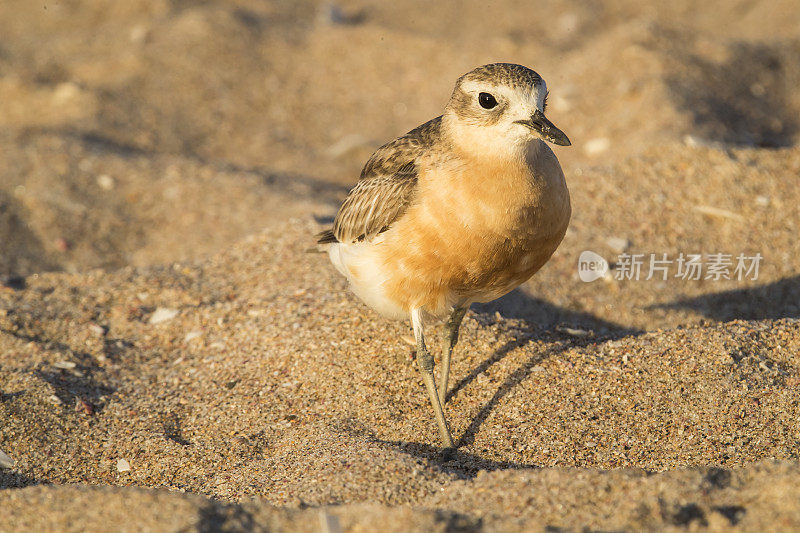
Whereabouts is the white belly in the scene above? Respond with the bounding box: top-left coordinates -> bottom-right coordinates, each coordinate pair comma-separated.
327,240 -> 409,320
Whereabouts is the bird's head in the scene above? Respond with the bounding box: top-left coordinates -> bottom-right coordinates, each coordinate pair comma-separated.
443,63 -> 570,159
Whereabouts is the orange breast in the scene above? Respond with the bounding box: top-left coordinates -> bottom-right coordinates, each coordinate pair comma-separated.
375,142 -> 570,316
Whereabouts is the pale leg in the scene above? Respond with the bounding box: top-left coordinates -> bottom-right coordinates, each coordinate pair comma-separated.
438,306 -> 467,405
411,308 -> 454,449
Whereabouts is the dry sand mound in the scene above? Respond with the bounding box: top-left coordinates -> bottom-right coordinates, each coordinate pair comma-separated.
3,463 -> 800,531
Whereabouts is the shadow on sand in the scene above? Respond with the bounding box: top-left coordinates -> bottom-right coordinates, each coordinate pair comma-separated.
653,275 -> 800,321
669,40 -> 800,147
376,288 -> 642,477
70,129 -> 351,209
1,314 -> 119,414
376,439 -> 541,478
0,471 -> 41,490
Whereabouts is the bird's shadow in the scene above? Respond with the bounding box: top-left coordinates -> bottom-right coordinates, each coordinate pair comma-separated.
450,288 -> 640,445
378,288 -> 641,476
651,274 -> 800,321
375,439 -> 541,478
471,287 -> 633,334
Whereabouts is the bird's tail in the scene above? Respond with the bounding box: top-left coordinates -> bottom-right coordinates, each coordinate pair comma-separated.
315,229 -> 338,244
306,229 -> 338,253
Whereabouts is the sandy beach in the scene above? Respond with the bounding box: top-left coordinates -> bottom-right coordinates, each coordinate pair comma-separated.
1,1 -> 799,530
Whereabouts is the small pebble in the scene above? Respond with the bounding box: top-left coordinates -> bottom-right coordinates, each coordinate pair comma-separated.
683,134 -> 726,149
96,174 -> 115,190
584,137 -> 610,155
556,326 -> 592,338
605,237 -> 630,253
88,323 -> 107,336
130,24 -> 148,43
184,330 -> 203,342
54,238 -> 70,252
693,204 -> 744,222
52,82 -> 80,104
116,458 -> 131,472
0,448 -> 14,469
47,395 -> 64,406
53,361 -> 77,370
76,398 -> 94,415
149,307 -> 179,325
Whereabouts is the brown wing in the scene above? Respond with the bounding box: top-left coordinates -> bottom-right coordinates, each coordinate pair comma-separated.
358,116 -> 441,180
316,116 -> 442,244
331,166 -> 417,243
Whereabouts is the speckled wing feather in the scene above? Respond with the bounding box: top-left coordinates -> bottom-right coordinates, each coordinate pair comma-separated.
317,116 -> 442,244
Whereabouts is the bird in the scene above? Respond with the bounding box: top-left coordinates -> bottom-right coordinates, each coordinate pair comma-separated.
316,63 -> 571,452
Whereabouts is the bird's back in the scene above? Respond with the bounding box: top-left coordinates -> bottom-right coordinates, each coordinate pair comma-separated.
317,117 -> 442,246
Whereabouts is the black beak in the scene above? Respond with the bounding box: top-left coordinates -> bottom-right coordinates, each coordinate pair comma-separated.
515,109 -> 571,146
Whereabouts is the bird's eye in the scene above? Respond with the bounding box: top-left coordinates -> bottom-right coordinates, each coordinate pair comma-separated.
478,92 -> 497,109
